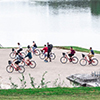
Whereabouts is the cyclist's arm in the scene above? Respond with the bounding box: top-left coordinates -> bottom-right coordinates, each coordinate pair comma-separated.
67,50 -> 71,54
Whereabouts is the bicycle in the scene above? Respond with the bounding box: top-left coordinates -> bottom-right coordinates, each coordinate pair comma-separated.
21,58 -> 36,69
25,48 -> 40,56
6,60 -> 25,74
60,52 -> 78,64
39,50 -> 56,60
9,48 -> 26,59
79,54 -> 98,66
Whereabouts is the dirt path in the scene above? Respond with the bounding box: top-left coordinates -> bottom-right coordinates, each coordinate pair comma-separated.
0,48 -> 100,89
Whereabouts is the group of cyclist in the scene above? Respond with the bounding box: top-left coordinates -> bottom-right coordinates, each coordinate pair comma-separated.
12,41 -> 95,70
67,46 -> 94,64
12,41 -> 53,70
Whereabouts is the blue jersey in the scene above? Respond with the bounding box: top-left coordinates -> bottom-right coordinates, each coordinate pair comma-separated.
25,52 -> 32,59
91,50 -> 94,55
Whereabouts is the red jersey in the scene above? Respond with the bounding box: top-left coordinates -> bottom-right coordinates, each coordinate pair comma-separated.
71,49 -> 75,54
43,47 -> 48,53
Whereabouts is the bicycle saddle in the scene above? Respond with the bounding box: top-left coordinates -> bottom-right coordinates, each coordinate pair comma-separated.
82,54 -> 85,58
12,48 -> 14,51
62,53 -> 65,56
8,60 -> 12,64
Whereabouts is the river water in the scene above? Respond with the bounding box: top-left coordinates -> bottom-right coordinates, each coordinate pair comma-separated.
0,0 -> 100,50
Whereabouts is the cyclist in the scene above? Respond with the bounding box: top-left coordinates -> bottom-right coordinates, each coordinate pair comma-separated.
41,44 -> 48,57
88,47 -> 94,63
17,42 -> 23,53
25,50 -> 32,65
27,45 -> 31,51
68,47 -> 75,61
32,41 -> 37,54
13,52 -> 23,71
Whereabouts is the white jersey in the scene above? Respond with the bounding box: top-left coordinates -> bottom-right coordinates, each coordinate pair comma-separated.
18,45 -> 22,49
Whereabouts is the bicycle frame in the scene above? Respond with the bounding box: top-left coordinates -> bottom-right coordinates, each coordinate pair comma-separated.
12,49 -> 23,55
84,56 -> 90,63
22,58 -> 32,66
63,53 -> 72,61
9,63 -> 19,70
28,48 -> 37,54
82,53 -> 97,64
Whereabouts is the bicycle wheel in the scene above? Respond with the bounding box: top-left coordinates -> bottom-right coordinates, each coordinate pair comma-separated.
18,66 -> 25,74
34,49 -> 40,56
6,65 -> 14,73
60,57 -> 68,64
25,49 -> 28,55
9,52 -> 16,59
91,58 -> 98,66
29,60 -> 36,69
79,59 -> 87,66
39,53 -> 45,60
72,56 -> 78,64
50,53 -> 56,60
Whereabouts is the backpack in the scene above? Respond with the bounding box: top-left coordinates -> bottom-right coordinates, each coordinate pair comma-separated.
50,44 -> 53,50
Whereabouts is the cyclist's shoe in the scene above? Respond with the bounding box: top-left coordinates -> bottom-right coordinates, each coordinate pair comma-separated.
27,63 -> 30,66
44,60 -> 48,62
89,61 -> 92,65
50,58 -> 51,62
89,59 -> 92,65
69,58 -> 72,62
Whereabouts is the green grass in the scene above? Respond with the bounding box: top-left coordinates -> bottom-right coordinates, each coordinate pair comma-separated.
55,46 -> 100,54
1,46 -> 100,54
0,46 -> 44,49
0,87 -> 100,100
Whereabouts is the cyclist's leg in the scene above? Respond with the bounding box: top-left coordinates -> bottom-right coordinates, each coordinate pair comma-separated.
48,52 -> 51,62
44,52 -> 47,57
68,54 -> 73,59
44,52 -> 49,62
90,55 -> 94,61
32,47 -> 36,53
15,61 -> 20,70
17,48 -> 23,53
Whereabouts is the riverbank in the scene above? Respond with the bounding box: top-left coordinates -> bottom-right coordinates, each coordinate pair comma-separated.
55,46 -> 100,54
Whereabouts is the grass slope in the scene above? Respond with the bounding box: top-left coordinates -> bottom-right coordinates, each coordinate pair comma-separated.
0,87 -> 100,100
56,46 -> 100,54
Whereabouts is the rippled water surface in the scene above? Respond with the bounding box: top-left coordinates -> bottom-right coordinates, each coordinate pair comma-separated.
0,0 -> 100,50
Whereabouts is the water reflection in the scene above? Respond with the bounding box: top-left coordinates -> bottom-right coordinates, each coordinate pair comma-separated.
91,1 -> 100,16
0,0 -> 100,50
32,0 -> 100,16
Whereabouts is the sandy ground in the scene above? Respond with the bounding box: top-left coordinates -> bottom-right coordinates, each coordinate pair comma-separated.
0,48 -> 100,89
